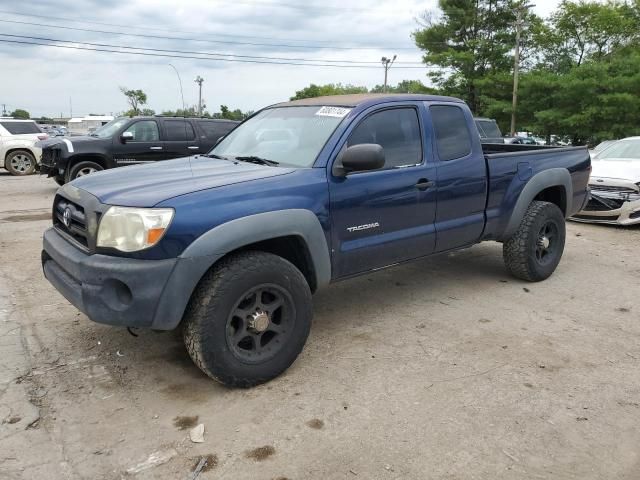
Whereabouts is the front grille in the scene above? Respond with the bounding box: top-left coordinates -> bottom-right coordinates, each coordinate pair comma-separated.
589,184 -> 637,194
573,213 -> 620,221
41,147 -> 60,168
53,195 -> 89,248
583,196 -> 625,211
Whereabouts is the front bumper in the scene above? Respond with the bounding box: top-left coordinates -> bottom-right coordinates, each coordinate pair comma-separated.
572,197 -> 640,225
43,228 -> 178,328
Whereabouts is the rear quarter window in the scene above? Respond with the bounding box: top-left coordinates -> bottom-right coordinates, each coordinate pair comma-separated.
0,121 -> 42,135
430,106 -> 472,161
199,121 -> 237,141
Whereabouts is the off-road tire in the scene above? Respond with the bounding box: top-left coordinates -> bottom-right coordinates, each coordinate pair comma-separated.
5,150 -> 36,176
503,200 -> 566,282
183,251 -> 313,388
67,161 -> 103,182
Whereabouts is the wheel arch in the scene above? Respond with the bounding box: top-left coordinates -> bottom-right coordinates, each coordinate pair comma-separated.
501,168 -> 572,240
150,210 -> 331,330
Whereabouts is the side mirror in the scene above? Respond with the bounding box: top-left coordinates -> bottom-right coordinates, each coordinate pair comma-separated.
335,143 -> 385,176
120,131 -> 134,143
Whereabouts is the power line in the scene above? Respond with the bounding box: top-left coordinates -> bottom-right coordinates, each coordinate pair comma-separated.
0,33 -> 424,65
0,9 -> 417,47
0,38 -> 432,69
0,18 -> 423,52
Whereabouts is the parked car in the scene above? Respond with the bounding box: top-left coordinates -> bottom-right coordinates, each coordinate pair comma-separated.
505,136 -> 538,145
589,139 -> 617,158
41,94 -> 590,387
0,119 -> 48,175
572,136 -> 640,225
474,117 -> 504,144
38,116 -> 239,184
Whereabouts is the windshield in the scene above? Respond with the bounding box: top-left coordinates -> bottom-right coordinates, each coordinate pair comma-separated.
91,118 -> 129,138
596,139 -> 640,160
209,105 -> 351,167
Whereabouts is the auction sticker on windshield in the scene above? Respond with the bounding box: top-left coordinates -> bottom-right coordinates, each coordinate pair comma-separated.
316,106 -> 351,118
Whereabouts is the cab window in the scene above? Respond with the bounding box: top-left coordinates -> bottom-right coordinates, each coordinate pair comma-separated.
347,108 -> 422,169
123,120 -> 160,142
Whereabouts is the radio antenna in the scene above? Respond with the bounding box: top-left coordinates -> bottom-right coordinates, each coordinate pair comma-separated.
168,63 -> 186,113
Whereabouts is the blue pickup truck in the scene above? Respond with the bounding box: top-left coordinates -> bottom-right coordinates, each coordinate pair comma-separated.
42,94 -> 591,387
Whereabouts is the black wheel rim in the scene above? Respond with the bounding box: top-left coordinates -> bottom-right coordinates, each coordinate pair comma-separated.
535,220 -> 559,265
226,284 -> 294,364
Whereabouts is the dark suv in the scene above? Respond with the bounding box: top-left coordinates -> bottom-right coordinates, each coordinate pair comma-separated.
39,116 -> 239,184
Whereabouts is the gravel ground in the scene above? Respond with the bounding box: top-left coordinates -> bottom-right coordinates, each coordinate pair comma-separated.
1,172 -> 639,480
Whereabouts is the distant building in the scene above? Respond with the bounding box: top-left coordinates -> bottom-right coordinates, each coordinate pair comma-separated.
67,115 -> 114,134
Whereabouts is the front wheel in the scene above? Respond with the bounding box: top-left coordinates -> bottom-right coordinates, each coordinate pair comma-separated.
67,161 -> 103,182
5,150 -> 36,176
183,251 -> 313,387
503,200 -> 566,282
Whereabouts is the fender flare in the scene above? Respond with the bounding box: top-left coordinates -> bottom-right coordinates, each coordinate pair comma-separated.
150,209 -> 331,330
502,168 -> 573,240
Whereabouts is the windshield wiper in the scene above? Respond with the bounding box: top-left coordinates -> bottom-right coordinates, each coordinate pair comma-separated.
234,156 -> 279,167
203,153 -> 230,160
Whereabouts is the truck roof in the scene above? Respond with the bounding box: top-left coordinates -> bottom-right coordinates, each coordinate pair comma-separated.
275,93 -> 464,108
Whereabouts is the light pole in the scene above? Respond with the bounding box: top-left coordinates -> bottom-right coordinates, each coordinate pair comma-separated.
510,3 -> 534,136
194,76 -> 204,117
381,55 -> 397,93
168,64 -> 186,115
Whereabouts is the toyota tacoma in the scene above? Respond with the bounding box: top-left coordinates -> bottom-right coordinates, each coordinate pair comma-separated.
41,94 -> 591,387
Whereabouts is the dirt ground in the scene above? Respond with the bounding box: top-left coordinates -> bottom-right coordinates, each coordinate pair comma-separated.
1,172 -> 639,480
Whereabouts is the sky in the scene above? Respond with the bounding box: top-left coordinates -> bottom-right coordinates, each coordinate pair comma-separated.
0,0 -> 563,118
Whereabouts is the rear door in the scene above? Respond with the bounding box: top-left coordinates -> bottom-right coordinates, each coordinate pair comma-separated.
196,120 -> 238,151
111,119 -> 166,166
328,103 -> 438,278
162,119 -> 200,158
428,104 -> 488,251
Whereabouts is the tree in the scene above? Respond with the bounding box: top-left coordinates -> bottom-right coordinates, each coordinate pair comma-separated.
10,109 -> 30,119
518,47 -> 640,144
412,0 -> 529,114
119,87 -> 147,115
212,105 -> 249,121
532,0 -> 639,73
290,83 -> 367,100
370,79 -> 436,94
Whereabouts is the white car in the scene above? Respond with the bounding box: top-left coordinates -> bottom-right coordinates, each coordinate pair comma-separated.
573,136 -> 640,225
0,119 -> 48,175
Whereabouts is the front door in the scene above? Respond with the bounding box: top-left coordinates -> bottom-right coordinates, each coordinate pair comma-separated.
162,119 -> 201,158
112,119 -> 166,166
328,105 -> 438,278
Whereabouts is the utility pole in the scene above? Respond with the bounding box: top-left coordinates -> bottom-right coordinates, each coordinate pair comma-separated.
69,97 -> 73,118
1,104 -> 7,116
381,55 -> 397,93
194,76 -> 204,116
510,3 -> 534,136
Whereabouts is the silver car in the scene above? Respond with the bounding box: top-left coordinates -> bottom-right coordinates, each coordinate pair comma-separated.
573,137 -> 640,225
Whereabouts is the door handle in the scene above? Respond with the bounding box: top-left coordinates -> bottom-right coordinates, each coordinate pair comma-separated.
149,146 -> 163,150
188,146 -> 199,150
415,178 -> 435,191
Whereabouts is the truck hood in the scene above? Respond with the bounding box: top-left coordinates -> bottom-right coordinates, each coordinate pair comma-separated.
591,160 -> 640,184
68,155 -> 295,206
37,135 -> 102,151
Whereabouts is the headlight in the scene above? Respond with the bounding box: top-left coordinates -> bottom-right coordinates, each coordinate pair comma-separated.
97,206 -> 174,252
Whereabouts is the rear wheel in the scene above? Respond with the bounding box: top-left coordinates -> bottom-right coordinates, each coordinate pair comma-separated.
183,251 -> 313,387
67,161 -> 103,182
5,150 -> 36,176
503,200 -> 566,282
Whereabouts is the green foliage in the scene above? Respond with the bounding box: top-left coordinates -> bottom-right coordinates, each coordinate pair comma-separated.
413,0 -> 640,140
212,105 -> 248,121
370,80 -> 436,94
9,109 -> 30,119
519,48 -> 640,144
119,87 -> 148,115
412,0 -> 528,113
290,83 -> 368,100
